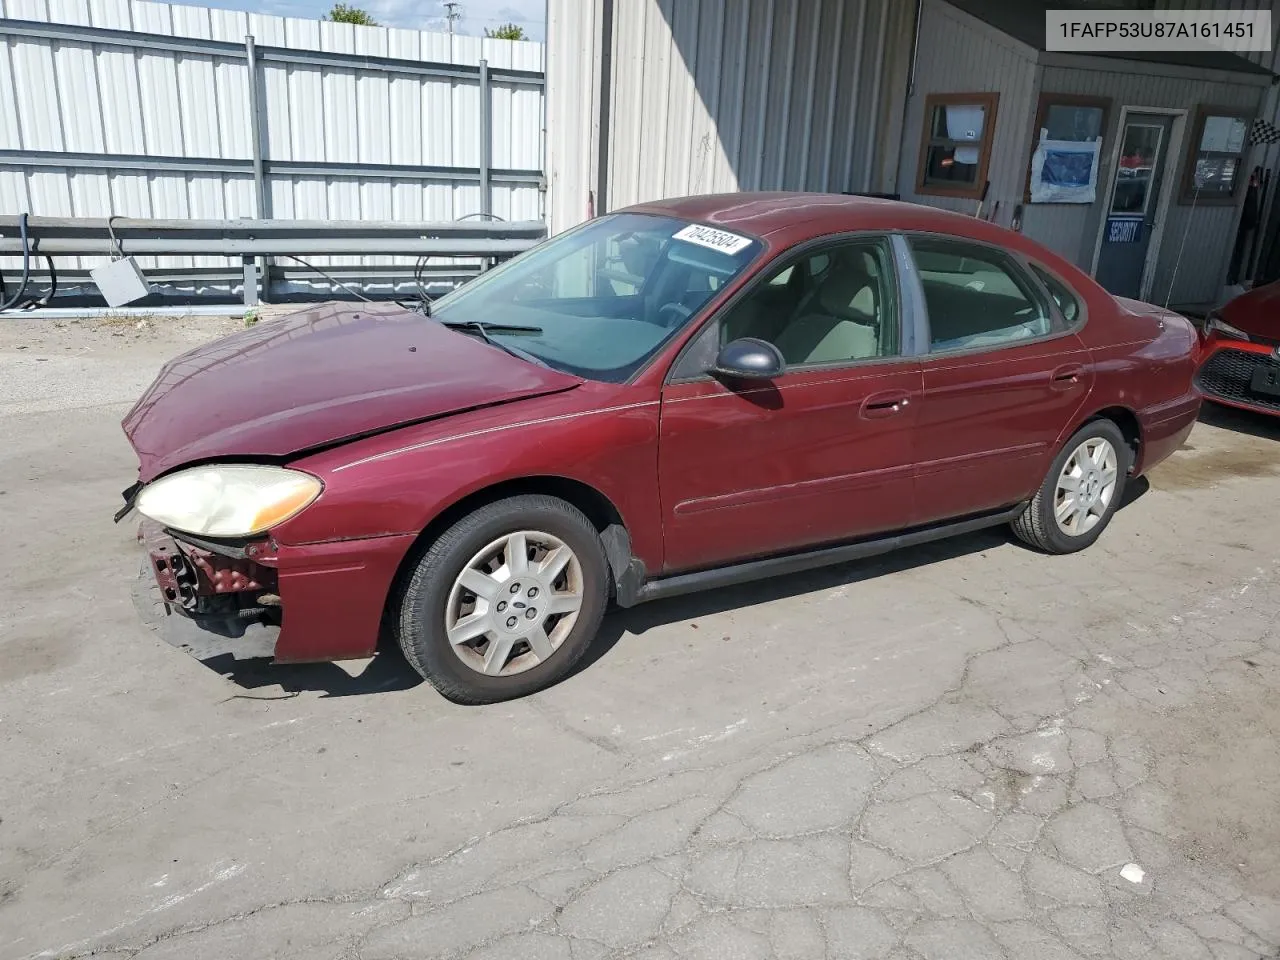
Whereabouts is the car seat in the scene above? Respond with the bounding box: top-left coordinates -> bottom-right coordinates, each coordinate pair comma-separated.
774,250 -> 881,364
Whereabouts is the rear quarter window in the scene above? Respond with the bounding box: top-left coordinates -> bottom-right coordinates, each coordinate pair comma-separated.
1030,264 -> 1083,326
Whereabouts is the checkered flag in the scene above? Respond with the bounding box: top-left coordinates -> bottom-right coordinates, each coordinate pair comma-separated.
1249,118 -> 1280,145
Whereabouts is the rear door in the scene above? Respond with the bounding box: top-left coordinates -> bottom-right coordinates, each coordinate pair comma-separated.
657,236 -> 922,573
906,236 -> 1094,525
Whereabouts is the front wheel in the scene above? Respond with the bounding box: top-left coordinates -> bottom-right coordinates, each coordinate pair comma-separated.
1011,419 -> 1130,554
396,495 -> 610,704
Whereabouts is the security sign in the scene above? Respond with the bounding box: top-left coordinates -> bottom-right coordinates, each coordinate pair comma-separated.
1106,218 -> 1142,244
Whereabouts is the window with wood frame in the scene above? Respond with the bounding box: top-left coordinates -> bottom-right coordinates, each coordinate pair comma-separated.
1181,105 -> 1250,204
916,92 -> 1000,199
1024,93 -> 1110,202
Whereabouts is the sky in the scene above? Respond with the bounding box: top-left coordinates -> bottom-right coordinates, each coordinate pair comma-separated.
197,0 -> 547,40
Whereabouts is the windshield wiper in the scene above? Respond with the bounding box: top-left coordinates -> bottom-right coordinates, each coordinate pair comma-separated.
439,319 -> 549,366
438,319 -> 543,335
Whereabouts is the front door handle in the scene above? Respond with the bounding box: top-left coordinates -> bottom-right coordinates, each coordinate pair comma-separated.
1050,364 -> 1085,391
861,390 -> 911,419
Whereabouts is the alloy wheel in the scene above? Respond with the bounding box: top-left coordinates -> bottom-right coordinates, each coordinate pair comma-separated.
1053,437 -> 1119,536
444,530 -> 584,677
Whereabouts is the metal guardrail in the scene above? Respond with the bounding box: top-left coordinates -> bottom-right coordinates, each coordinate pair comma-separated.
0,215 -> 546,309
0,216 -> 545,254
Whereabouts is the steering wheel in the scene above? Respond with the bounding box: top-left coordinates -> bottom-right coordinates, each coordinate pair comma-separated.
657,301 -> 693,328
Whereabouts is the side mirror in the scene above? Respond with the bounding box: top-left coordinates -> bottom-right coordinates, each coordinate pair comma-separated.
709,337 -> 785,380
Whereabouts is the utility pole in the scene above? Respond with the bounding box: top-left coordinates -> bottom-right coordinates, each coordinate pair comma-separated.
442,1 -> 460,35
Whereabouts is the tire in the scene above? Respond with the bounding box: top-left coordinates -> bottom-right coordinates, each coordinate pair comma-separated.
396,494 -> 610,704
1011,418 -> 1130,555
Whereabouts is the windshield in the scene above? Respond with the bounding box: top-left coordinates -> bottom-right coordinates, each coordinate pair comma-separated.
429,213 -> 762,382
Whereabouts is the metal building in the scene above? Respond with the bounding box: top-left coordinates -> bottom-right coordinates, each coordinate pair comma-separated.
547,0 -> 1276,307
546,0 -> 915,234
899,0 -> 1271,306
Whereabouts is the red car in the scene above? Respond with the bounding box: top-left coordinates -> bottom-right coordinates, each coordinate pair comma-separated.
1196,282 -> 1280,416
119,193 -> 1201,703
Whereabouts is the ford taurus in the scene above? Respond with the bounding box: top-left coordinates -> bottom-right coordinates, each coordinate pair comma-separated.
118,193 -> 1201,703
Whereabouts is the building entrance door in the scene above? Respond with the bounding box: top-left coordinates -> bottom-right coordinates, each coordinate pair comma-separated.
1095,113 -> 1174,300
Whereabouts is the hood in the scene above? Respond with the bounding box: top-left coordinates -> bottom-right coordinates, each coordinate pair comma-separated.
123,302 -> 582,481
1220,281 -> 1280,339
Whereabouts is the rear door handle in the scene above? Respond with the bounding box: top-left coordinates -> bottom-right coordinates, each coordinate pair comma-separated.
861,390 -> 911,419
1050,364 -> 1085,391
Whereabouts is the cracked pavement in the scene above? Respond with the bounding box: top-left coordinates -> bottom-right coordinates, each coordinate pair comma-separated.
3,316 -> 1280,959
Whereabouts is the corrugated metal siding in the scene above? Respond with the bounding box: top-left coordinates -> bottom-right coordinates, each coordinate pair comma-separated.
895,0 -> 1038,216
545,0 -> 915,233
611,0 -> 913,208
0,0 -> 544,276
544,0 -> 601,234
1022,65 -> 1262,305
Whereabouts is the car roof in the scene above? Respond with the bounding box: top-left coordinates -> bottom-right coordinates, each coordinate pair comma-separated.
621,192 -> 990,241
620,191 -> 1085,281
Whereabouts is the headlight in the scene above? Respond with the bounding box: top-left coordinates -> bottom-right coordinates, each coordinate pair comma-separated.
136,464 -> 322,537
1204,313 -> 1250,341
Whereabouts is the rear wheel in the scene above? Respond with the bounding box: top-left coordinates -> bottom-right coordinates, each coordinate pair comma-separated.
397,495 -> 609,704
1012,419 -> 1130,554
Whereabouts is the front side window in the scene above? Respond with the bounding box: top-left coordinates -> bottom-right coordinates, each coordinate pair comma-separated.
916,92 -> 1000,199
429,213 -> 761,382
717,238 -> 899,367
910,237 -> 1052,352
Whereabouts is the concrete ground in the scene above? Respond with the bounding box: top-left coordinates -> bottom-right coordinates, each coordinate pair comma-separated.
2,311 -> 1280,960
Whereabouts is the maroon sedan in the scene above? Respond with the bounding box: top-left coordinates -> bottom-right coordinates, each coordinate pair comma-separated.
1196,282 -> 1280,416
119,193 -> 1200,703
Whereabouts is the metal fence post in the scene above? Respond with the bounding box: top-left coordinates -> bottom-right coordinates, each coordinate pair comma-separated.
242,255 -> 260,307
244,35 -> 269,219
479,58 -> 492,219
244,35 -> 270,303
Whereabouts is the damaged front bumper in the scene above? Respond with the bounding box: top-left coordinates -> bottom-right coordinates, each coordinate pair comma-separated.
134,520 -> 417,665
135,520 -> 283,661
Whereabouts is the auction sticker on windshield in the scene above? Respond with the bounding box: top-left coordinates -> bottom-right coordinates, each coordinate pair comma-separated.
673,223 -> 753,255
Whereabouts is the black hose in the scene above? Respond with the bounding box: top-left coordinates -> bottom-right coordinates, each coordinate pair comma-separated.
24,255 -> 57,308
414,255 -> 431,304
280,254 -> 373,303
0,213 -> 31,313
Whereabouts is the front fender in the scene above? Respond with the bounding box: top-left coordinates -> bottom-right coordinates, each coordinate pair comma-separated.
275,383 -> 664,571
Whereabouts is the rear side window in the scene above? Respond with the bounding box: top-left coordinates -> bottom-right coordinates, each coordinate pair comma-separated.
1030,264 -> 1082,325
909,237 -> 1053,353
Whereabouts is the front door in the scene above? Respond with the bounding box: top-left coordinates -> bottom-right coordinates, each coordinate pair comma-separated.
658,236 -> 921,573
1095,113 -> 1174,299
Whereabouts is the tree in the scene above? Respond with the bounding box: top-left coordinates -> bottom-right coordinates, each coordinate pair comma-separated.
326,3 -> 378,25
484,22 -> 526,40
